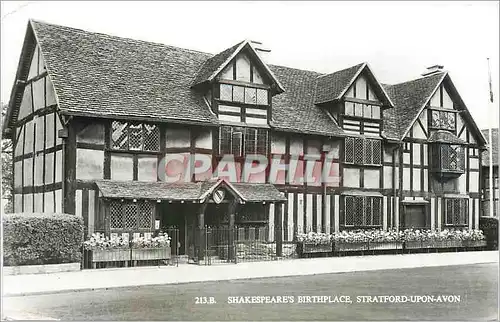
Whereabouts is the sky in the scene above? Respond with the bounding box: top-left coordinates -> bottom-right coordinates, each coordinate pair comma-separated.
1,1 -> 499,129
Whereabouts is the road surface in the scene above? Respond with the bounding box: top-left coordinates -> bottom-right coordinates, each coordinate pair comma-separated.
3,263 -> 498,321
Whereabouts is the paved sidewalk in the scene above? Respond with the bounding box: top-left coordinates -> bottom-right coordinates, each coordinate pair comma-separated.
3,251 -> 498,297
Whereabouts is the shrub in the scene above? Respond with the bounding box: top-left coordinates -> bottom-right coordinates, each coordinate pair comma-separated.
3,213 -> 84,266
480,217 -> 498,250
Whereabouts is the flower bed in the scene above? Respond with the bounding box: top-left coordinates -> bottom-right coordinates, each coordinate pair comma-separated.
83,232 -> 172,267
297,232 -> 333,254
402,229 -> 486,250
333,229 -> 403,252
84,233 -> 130,265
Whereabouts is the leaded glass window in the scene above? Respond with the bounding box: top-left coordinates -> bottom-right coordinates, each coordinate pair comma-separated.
219,126 -> 268,156
109,201 -> 154,231
344,196 -> 382,227
111,121 -> 159,151
430,110 -> 456,131
344,137 -> 381,165
445,199 -> 468,226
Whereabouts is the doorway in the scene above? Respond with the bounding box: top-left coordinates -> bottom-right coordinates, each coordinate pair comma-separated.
159,203 -> 195,255
403,204 -> 429,229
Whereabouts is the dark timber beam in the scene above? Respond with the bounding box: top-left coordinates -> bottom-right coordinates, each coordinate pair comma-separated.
197,202 -> 208,262
275,202 -> 283,257
227,200 -> 238,262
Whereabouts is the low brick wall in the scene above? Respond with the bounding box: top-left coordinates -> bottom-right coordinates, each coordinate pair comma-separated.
3,262 -> 81,276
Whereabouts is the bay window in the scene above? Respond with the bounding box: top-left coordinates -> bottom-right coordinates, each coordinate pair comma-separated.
431,143 -> 465,177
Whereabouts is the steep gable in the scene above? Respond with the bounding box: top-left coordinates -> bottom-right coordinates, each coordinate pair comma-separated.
315,63 -> 393,107
383,72 -> 486,146
192,40 -> 285,94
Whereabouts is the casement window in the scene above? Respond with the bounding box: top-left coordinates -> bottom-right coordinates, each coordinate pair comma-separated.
219,126 -> 268,156
444,198 -> 468,226
344,137 -> 381,165
344,102 -> 381,119
430,110 -> 456,131
219,84 -> 269,106
111,121 -> 160,151
109,201 -> 155,231
431,144 -> 465,173
344,196 -> 382,227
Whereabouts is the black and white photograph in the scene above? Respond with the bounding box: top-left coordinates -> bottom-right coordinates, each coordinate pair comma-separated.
0,1 -> 499,321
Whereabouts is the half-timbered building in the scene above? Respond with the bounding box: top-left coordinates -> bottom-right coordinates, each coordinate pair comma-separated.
481,128 -> 499,217
2,20 -> 487,257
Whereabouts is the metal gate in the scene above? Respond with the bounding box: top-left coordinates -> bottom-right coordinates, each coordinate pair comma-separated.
194,226 -> 237,265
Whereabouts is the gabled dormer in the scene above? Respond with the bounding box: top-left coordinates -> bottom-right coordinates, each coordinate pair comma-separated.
192,40 -> 284,126
315,63 -> 394,137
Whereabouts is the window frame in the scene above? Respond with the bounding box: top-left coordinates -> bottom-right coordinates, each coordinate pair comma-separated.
444,198 -> 468,226
218,125 -> 269,157
217,82 -> 270,107
431,143 -> 465,174
344,137 -> 382,166
428,108 -> 457,132
110,121 -> 160,152
108,200 -> 155,233
344,195 -> 383,228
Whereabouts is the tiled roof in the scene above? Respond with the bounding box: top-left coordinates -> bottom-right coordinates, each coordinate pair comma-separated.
428,130 -> 467,145
96,180 -> 204,200
95,179 -> 286,202
31,20 -> 218,126
192,42 -> 243,86
382,72 -> 445,140
3,20 -> 483,144
231,183 -> 287,202
481,128 -> 498,166
314,63 -> 365,104
270,65 -> 344,136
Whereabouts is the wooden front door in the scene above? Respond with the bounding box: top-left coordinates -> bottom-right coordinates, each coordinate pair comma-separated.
404,204 -> 429,229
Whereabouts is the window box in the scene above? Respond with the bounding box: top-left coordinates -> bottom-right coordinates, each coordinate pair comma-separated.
368,241 -> 403,250
90,248 -> 130,263
301,242 -> 333,254
334,242 -> 368,252
131,246 -> 171,261
431,240 -> 462,248
462,240 -> 487,248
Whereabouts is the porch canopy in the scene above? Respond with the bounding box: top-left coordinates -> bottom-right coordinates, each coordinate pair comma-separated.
95,179 -> 286,203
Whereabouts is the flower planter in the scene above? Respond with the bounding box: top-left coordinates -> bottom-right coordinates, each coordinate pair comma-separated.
462,240 -> 487,248
302,242 -> 333,254
404,241 -> 425,249
131,246 -> 171,261
91,248 -> 130,263
431,240 -> 462,248
368,241 -> 403,250
334,242 -> 368,252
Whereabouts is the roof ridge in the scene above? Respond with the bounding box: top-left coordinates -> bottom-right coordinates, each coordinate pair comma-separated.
30,19 -> 214,57
385,71 -> 447,88
316,62 -> 365,79
268,63 -> 325,76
